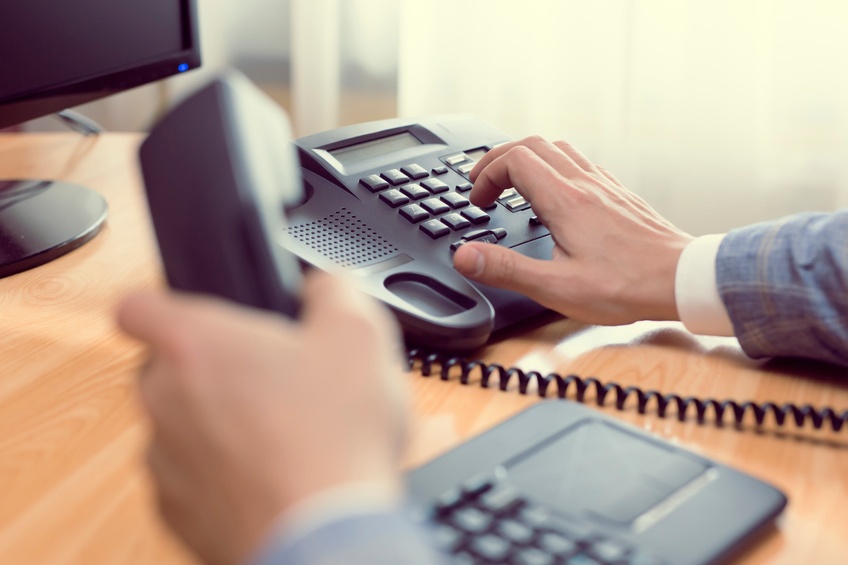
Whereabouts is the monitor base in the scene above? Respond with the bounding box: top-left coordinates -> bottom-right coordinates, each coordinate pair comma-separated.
0,179 -> 108,278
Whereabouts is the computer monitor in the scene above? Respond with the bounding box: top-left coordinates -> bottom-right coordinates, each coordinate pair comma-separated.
0,0 -> 201,278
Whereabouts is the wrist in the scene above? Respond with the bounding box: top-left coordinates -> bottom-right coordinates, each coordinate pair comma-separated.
246,479 -> 405,565
625,232 -> 693,322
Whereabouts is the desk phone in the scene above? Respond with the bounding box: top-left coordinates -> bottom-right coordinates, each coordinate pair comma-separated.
409,401 -> 786,565
140,73 -> 787,565
290,115 -> 554,350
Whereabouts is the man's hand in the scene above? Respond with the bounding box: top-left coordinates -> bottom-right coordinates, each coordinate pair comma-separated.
118,272 -> 407,565
453,136 -> 693,325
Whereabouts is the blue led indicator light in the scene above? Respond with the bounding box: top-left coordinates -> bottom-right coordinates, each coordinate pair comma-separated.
177,63 -> 189,72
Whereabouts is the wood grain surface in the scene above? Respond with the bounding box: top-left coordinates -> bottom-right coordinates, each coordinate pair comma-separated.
1,133 -> 846,565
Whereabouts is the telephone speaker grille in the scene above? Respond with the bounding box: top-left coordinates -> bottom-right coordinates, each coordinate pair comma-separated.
286,208 -> 399,268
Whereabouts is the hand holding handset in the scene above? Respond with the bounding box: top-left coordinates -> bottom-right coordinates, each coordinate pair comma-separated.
139,72 -> 301,317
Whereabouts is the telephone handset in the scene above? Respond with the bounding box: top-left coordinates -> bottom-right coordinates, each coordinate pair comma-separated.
290,115 -> 554,351
139,72 -> 302,318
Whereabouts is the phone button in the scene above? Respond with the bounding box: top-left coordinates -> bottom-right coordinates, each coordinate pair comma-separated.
382,169 -> 410,185
449,228 -> 506,252
379,189 -> 410,208
451,234 -> 497,252
504,196 -> 531,212
401,163 -> 429,179
421,198 -> 451,215
441,213 -> 471,231
460,208 -> 491,225
401,183 -> 430,200
420,220 -> 451,239
422,179 -> 450,194
399,204 -> 429,224
440,192 -> 470,209
360,174 -> 389,192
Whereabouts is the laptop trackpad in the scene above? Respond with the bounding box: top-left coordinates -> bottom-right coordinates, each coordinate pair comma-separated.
503,419 -> 707,524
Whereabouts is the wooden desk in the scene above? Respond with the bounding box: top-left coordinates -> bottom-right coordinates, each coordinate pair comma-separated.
1,133 -> 846,564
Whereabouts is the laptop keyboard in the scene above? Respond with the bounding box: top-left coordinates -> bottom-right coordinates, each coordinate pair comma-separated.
425,475 -> 664,565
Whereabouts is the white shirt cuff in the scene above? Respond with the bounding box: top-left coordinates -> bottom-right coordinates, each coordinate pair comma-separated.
674,234 -> 735,336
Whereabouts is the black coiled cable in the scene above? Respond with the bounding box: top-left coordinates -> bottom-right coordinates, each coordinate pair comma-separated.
406,348 -> 848,432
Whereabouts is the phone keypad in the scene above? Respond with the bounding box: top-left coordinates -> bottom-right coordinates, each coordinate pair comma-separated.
359,161 -> 545,247
423,477 -> 665,565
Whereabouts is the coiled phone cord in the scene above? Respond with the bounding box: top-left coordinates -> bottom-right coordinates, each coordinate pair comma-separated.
406,348 -> 848,432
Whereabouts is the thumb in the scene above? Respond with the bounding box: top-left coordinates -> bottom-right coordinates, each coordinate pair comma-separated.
117,290 -> 178,345
300,270 -> 396,331
453,242 -> 554,299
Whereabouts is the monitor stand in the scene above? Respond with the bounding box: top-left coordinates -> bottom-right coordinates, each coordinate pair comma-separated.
0,179 -> 108,278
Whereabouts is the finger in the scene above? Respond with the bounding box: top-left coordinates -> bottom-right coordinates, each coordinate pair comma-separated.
468,145 -> 570,212
470,136 -> 602,208
119,289 -> 281,351
592,165 -> 660,216
453,241 -> 562,299
117,290 -> 188,347
469,137 -> 588,203
469,135 -> 596,182
300,271 -> 399,341
146,442 -> 194,540
469,140 -> 517,182
597,165 -> 625,188
135,353 -> 179,423
551,140 -> 601,175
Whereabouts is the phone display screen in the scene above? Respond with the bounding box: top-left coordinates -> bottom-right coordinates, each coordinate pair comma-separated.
329,132 -> 421,166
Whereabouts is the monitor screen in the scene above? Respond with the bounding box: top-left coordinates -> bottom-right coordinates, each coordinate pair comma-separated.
0,0 -> 201,129
0,0 -> 201,278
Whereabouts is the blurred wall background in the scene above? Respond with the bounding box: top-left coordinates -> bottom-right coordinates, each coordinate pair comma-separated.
23,0 -> 848,235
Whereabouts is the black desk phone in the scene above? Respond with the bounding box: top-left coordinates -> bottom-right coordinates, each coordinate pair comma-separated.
290,114 -> 553,350
139,73 -> 787,565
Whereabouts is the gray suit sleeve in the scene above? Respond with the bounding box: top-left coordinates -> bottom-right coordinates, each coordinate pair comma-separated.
248,508 -> 448,565
716,210 -> 848,366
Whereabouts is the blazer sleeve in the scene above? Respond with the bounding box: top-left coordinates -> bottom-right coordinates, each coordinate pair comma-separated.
248,508 -> 448,565
716,209 -> 848,366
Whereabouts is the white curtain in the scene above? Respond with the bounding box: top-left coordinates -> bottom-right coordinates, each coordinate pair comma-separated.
291,0 -> 399,135
397,0 -> 848,234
